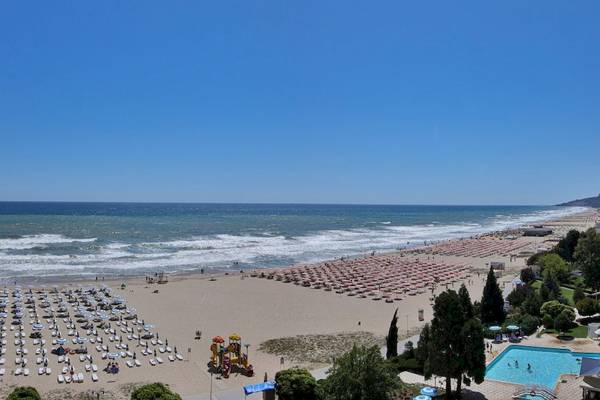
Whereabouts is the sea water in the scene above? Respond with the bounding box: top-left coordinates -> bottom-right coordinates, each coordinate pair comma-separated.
0,202 -> 586,279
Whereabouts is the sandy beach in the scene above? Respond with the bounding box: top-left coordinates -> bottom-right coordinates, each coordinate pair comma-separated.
1,208 -> 598,399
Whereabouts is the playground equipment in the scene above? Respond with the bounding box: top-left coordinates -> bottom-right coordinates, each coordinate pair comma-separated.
209,334 -> 254,378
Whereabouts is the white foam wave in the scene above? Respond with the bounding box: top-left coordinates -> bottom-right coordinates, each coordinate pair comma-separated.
0,234 -> 97,250
0,206 -> 587,276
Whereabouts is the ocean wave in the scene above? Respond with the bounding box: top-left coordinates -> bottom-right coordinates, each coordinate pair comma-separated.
0,234 -> 97,250
0,206 -> 587,277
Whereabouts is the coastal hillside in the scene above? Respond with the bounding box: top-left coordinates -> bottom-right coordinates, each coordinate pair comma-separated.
558,193 -> 600,207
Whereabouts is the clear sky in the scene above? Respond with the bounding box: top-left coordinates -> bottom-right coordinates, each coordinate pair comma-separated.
1,1 -> 598,205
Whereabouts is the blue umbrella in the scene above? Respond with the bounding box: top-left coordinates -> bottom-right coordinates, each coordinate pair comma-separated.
420,387 -> 438,396
488,325 -> 501,332
414,396 -> 431,400
507,325 -> 519,331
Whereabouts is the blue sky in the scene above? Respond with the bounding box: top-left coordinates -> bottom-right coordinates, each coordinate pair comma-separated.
1,1 -> 598,205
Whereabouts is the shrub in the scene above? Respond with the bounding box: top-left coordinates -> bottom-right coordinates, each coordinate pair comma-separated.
275,368 -> 320,400
540,300 -> 572,319
507,286 -> 529,308
520,315 -> 540,335
7,387 -> 41,400
522,291 -> 543,317
130,383 -> 182,400
554,309 -> 575,334
573,286 -> 587,304
542,314 -> 554,329
576,298 -> 600,316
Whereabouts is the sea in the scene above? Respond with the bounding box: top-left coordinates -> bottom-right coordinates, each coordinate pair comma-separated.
0,202 -> 587,280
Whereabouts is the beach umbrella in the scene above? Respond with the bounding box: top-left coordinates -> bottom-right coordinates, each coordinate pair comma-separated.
507,325 -> 520,331
488,326 -> 501,332
413,396 -> 431,400
420,387 -> 438,397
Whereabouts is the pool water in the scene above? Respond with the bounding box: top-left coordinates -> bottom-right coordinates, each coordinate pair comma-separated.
486,345 -> 600,389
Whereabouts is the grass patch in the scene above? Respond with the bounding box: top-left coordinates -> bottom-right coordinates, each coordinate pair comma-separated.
531,280 -> 575,305
543,325 -> 588,338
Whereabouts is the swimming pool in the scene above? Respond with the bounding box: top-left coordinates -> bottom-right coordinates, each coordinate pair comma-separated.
486,345 -> 600,389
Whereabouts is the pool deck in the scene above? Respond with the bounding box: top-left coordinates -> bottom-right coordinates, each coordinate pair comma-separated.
402,334 -> 600,399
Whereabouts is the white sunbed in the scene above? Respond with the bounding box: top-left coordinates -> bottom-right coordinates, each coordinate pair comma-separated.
156,357 -> 163,364
168,355 -> 175,362
0,358 -> 5,365
126,360 -> 134,368
91,372 -> 98,382
91,364 -> 98,372
77,372 -> 84,382
0,368 -> 5,376
149,358 -> 157,366
134,359 -> 141,367
176,353 -> 184,361
23,368 -> 29,376
38,367 -> 45,375
46,367 -> 51,375
65,375 -> 72,383
57,374 -> 64,383
15,367 -> 22,376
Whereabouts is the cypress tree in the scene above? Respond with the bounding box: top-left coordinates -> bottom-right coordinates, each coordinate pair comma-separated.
458,284 -> 474,319
385,308 -> 398,359
480,267 -> 505,324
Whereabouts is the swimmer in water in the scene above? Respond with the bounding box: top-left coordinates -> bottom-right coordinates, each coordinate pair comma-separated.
515,360 -> 519,368
527,363 -> 531,371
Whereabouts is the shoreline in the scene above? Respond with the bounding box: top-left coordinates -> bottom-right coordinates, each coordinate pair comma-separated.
1,207 -> 594,285
0,208 -> 597,398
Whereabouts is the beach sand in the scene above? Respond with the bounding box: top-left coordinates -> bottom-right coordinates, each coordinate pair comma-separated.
1,208 -> 597,399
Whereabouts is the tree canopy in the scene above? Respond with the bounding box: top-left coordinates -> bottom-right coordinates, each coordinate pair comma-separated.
574,229 -> 600,290
480,267 -> 505,324
7,387 -> 41,400
385,309 -> 399,359
321,345 -> 400,400
275,368 -> 320,400
419,289 -> 485,399
555,229 -> 581,262
539,253 -> 570,283
130,383 -> 182,400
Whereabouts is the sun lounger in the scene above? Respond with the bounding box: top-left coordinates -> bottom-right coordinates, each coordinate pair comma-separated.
176,353 -> 183,361
156,357 -> 163,364
38,367 -> 45,375
149,358 -> 157,366
0,358 -> 5,365
92,373 -> 98,382
46,367 -> 51,375
126,360 -> 134,368
0,368 -> 5,376
91,364 -> 98,372
85,364 -> 91,371
168,355 -> 175,362
78,372 -> 84,382
134,359 -> 141,367
23,368 -> 29,376
15,367 -> 22,375
58,374 -> 65,383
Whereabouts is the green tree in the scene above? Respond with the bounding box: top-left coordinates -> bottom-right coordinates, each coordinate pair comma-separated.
422,290 -> 485,399
539,253 -> 570,283
275,368 -> 320,400
507,286 -> 529,308
573,286 -> 586,304
458,284 -> 474,319
7,387 -> 41,400
386,309 -> 398,359
540,300 -> 572,319
555,230 -> 581,262
520,315 -> 540,335
576,298 -> 600,316
539,272 -> 561,302
321,345 -> 400,400
542,314 -> 554,329
130,383 -> 182,400
457,318 -> 486,394
480,267 -> 505,324
554,309 -> 574,334
574,229 -> 600,290
522,291 -> 543,317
